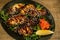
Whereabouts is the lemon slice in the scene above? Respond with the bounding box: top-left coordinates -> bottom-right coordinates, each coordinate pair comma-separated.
36,30 -> 54,36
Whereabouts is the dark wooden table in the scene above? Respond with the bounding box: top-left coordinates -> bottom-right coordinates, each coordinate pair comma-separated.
0,0 -> 60,40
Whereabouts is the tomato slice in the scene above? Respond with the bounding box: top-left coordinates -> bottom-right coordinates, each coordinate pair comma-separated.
39,19 -> 50,30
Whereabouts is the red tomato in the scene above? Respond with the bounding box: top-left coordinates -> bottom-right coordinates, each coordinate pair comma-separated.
39,19 -> 50,30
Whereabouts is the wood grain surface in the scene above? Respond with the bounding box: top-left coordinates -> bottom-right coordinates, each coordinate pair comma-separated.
0,0 -> 60,40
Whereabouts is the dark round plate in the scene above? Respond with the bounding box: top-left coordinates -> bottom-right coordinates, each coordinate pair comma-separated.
0,0 -> 55,40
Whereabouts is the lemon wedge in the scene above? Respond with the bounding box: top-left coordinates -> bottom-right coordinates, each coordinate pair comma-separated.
36,30 -> 54,36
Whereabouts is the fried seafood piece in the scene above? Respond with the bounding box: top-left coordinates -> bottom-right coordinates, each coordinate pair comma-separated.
8,3 -> 25,14
28,9 -> 39,17
20,4 -> 41,17
7,15 -> 27,25
27,8 -> 47,17
12,3 -> 25,11
20,4 -> 35,15
18,26 -> 33,36
26,17 -> 39,26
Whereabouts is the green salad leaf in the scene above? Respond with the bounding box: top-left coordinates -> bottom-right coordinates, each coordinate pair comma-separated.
33,25 -> 40,31
0,10 -> 9,21
36,4 -> 43,10
24,33 -> 40,40
9,27 -> 14,31
9,24 -> 19,31
36,4 -> 41,9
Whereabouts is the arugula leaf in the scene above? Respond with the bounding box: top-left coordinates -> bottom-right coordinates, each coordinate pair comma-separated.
33,25 -> 40,31
0,10 -> 9,21
31,34 -> 38,39
24,36 -> 31,40
9,27 -> 14,31
36,4 -> 41,9
24,33 -> 40,40
36,4 -> 43,10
